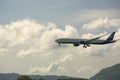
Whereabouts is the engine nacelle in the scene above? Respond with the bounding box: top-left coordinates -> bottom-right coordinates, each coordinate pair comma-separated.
73,43 -> 80,47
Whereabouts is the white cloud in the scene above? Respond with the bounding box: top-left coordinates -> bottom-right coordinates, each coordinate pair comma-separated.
0,48 -> 8,56
60,54 -> 73,63
28,62 -> 64,74
0,19 -> 78,57
77,66 -> 99,78
83,17 -> 120,31
0,18 -> 120,78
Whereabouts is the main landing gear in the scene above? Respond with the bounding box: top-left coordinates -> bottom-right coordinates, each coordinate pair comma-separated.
58,43 -> 61,46
83,44 -> 90,48
83,45 -> 87,48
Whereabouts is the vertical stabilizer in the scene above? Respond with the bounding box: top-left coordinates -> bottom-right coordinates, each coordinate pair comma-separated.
106,32 -> 115,41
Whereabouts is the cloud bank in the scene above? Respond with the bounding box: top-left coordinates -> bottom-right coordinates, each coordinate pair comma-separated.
0,19 -> 78,57
0,17 -> 120,78
83,17 -> 120,31
28,62 -> 64,74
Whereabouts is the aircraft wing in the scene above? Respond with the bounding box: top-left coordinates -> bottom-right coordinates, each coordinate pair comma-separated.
85,34 -> 107,44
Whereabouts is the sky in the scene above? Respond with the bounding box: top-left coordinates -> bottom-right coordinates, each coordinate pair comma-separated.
0,0 -> 120,79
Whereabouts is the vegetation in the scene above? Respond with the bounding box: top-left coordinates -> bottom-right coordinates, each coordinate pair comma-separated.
58,78 -> 87,80
39,78 -> 45,80
17,75 -> 32,80
0,73 -> 87,80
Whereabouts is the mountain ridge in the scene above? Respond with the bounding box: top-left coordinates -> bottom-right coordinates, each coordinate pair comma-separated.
0,73 -> 87,80
89,63 -> 120,80
0,63 -> 120,80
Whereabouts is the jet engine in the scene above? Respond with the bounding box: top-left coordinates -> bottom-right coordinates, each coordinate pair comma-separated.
73,43 -> 80,46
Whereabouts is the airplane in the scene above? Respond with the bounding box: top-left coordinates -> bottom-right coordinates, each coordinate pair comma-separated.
55,32 -> 119,48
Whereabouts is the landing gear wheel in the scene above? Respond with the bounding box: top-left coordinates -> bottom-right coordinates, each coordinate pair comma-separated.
59,43 -> 61,46
83,45 -> 87,48
87,44 -> 90,47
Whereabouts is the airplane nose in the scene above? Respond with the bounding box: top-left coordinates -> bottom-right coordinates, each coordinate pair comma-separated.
55,39 -> 58,42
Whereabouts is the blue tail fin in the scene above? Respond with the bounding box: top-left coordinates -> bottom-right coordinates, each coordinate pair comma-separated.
106,32 -> 115,41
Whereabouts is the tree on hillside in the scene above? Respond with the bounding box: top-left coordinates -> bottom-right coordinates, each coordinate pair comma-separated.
17,75 -> 32,80
39,78 -> 45,80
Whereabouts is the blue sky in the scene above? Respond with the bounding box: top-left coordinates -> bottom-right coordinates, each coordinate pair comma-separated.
0,0 -> 120,26
0,0 -> 120,78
